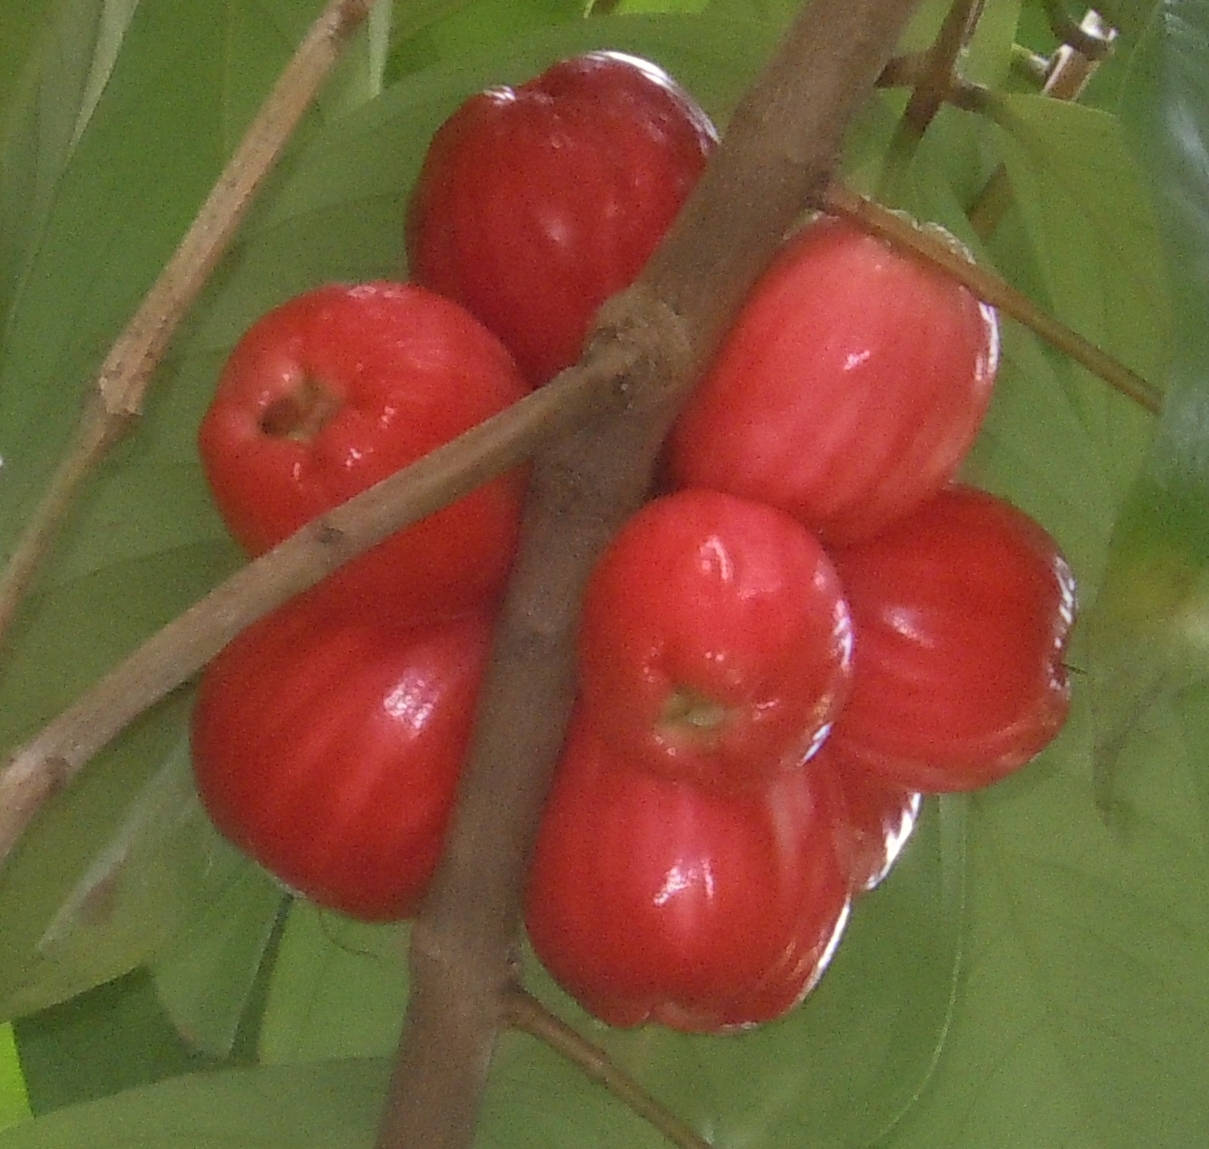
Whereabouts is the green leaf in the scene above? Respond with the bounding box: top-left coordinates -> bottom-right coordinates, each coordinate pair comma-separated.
0,0 -> 137,320
1099,0 -> 1163,41
1084,0 -> 1209,801
993,94 -> 1169,412
14,971 -> 218,1116
0,1026 -> 29,1133
0,733 -> 266,1020
386,0 -> 587,81
884,697 -> 1209,1147
0,1058 -> 390,1148
150,865 -> 284,1059
258,907 -> 409,1064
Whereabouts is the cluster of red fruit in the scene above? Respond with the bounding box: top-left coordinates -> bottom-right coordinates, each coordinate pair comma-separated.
190,52 -> 1077,1033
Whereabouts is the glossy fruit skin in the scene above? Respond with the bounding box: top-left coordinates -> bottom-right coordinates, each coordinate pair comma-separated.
576,489 -> 852,792
198,281 -> 530,623
525,716 -> 851,1032
828,485 -> 1077,792
815,743 -> 921,893
191,592 -> 491,921
406,51 -> 717,384
668,216 -> 999,545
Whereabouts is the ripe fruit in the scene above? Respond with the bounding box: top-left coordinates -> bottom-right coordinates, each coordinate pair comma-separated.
406,51 -> 718,384
198,281 -> 530,622
191,591 -> 491,921
525,717 -> 851,1032
576,489 -> 852,792
816,744 -> 921,893
828,485 -> 1077,792
668,216 -> 999,545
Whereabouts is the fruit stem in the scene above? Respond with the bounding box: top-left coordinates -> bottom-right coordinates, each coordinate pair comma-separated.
824,182 -> 1161,415
504,987 -> 713,1149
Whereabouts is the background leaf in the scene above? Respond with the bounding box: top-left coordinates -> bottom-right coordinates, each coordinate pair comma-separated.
1085,0 -> 1209,800
0,1026 -> 29,1133
0,1059 -> 390,1148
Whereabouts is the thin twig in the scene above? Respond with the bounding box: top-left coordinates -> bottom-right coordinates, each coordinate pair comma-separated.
878,0 -> 982,200
504,987 -> 713,1149
824,182 -> 1161,414
0,0 -> 376,648
900,0 -> 982,138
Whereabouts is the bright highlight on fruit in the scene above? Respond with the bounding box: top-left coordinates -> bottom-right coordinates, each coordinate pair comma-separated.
668,216 -> 1000,545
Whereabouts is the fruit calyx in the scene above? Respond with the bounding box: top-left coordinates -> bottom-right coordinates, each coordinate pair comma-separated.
259,375 -> 340,442
658,686 -> 731,743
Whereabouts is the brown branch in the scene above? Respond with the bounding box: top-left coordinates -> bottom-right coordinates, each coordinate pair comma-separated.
0,343 -> 637,867
0,0 -> 376,650
897,0 -> 983,140
503,987 -> 713,1149
375,3 -> 920,1147
824,183 -> 1161,413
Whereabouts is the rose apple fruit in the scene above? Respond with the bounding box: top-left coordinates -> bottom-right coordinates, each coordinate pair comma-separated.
198,281 -> 529,623
405,51 -> 717,384
576,489 -> 852,792
668,216 -> 999,545
525,716 -> 851,1032
191,591 -> 491,921
828,485 -> 1077,792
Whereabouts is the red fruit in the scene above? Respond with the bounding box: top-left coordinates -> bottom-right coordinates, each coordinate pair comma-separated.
525,716 -> 851,1032
406,51 -> 717,384
829,485 -> 1077,792
815,743 -> 921,893
576,489 -> 852,792
198,281 -> 529,623
191,592 -> 491,921
668,216 -> 999,545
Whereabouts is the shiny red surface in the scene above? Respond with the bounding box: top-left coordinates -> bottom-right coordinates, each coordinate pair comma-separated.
406,51 -> 717,384
198,281 -> 529,622
669,216 -> 999,545
829,485 -> 1077,792
525,717 -> 851,1032
816,743 -> 922,893
576,489 -> 852,792
191,593 -> 491,920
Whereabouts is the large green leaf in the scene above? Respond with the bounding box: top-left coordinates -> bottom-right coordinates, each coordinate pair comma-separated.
1086,1 -> 1209,798
0,1059 -> 390,1148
